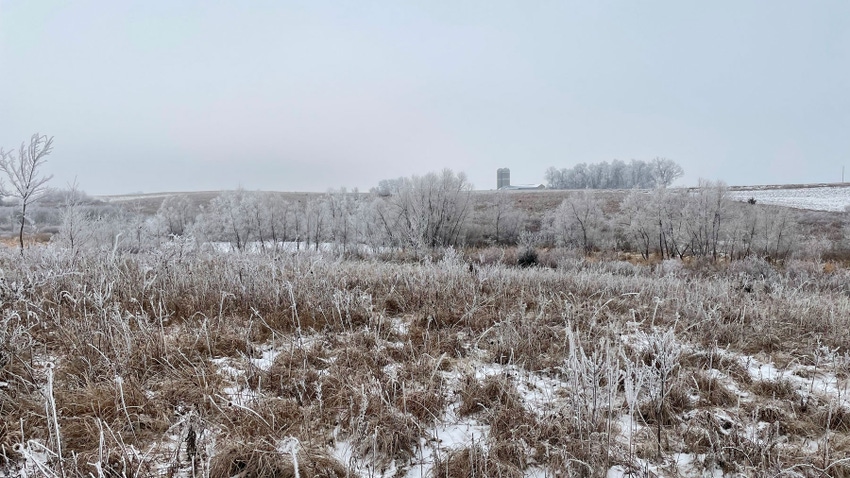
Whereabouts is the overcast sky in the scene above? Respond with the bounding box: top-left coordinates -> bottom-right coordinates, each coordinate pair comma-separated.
1,1 -> 848,195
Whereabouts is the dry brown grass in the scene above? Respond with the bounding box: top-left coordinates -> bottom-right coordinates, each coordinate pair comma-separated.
432,445 -> 523,478
692,371 -> 738,408
750,379 -> 798,401
457,374 -> 521,417
3,243 -> 850,477
209,441 -> 349,478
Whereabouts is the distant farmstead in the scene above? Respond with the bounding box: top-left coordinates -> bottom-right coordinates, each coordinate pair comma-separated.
500,183 -> 545,190
496,167 -> 544,190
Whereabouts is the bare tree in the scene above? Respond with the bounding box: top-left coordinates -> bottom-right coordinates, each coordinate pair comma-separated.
0,134 -> 54,251
259,193 -> 293,252
490,191 -> 523,245
197,189 -> 255,251
651,157 -> 684,188
56,179 -> 94,256
157,194 -> 196,237
327,187 -> 360,255
546,158 -> 682,189
304,195 -> 328,251
373,169 -> 473,250
550,191 -> 605,254
616,190 -> 653,259
616,188 -> 688,260
683,180 -> 728,260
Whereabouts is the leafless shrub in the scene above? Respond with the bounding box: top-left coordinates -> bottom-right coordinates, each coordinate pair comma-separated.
728,255 -> 780,285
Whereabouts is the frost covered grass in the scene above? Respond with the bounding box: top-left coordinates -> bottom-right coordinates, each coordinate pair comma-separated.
2,245 -> 850,477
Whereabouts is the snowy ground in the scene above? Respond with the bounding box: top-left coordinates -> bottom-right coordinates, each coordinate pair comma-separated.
184,328 -> 849,478
728,186 -> 850,212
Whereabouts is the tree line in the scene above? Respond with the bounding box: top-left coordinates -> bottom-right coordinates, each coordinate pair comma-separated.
51,169 -> 483,255
0,133 -> 816,263
545,158 -> 684,189
48,175 -> 812,264
546,181 -> 800,261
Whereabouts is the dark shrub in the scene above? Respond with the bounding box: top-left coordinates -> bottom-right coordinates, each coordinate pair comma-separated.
517,248 -> 538,268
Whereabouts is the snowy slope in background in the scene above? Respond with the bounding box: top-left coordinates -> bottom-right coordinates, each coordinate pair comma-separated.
728,186 -> 850,212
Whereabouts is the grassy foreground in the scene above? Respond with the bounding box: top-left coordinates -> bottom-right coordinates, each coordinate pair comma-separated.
2,245 -> 850,477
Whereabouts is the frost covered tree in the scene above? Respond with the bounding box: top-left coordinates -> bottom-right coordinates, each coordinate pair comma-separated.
258,193 -> 293,252
546,158 -> 682,190
0,134 -> 54,252
682,180 -> 728,260
650,157 -> 684,188
616,188 -> 690,260
373,169 -> 473,249
197,189 -> 255,251
124,201 -> 165,252
304,195 -> 328,251
549,191 -> 606,254
326,188 -> 360,255
157,194 -> 196,237
55,180 -> 94,256
355,195 -> 390,252
490,191 -> 523,245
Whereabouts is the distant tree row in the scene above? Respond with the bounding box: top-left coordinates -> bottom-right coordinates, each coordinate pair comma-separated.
195,187 -> 365,254
48,169 -> 474,255
545,181 -> 799,261
180,176 -> 801,262
46,169 -> 820,264
545,158 -> 684,189
0,133 -> 812,264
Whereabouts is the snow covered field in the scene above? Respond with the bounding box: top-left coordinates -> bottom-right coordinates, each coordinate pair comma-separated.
728,186 -> 850,212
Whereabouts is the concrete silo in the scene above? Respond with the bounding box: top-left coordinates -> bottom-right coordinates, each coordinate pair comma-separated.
497,168 -> 511,189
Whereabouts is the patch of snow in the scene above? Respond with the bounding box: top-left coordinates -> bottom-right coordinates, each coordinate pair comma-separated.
524,467 -> 548,478
606,464 -> 628,478
705,368 -> 749,399
218,385 -> 260,407
804,439 -> 819,453
250,347 -> 281,372
431,416 -> 488,450
616,414 -> 637,442
390,317 -> 410,336
672,453 -> 724,478
746,359 -> 784,382
210,357 -> 241,379
210,357 -> 259,407
12,440 -> 57,478
741,354 -> 850,409
403,407 -> 489,478
471,363 -> 569,416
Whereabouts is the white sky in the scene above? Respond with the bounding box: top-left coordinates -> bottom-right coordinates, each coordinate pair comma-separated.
1,1 -> 848,194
